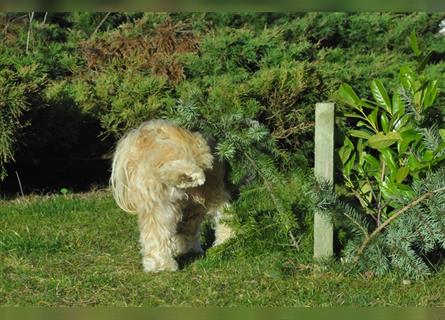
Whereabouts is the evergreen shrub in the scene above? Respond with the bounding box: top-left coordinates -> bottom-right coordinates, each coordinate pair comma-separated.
0,13 -> 444,263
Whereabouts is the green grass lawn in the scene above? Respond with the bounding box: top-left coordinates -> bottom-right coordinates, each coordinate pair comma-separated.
1,191 -> 445,306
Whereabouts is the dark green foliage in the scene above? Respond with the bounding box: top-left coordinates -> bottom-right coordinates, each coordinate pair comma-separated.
165,99 -> 315,257
1,13 -> 443,171
0,51 -> 46,179
333,33 -> 445,278
0,13 -> 444,269
318,168 -> 445,279
336,57 -> 444,217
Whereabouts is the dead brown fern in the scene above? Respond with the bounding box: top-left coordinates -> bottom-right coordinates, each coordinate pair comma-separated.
79,20 -> 199,84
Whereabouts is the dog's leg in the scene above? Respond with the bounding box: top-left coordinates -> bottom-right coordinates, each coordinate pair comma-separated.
213,205 -> 234,246
175,207 -> 206,255
137,204 -> 180,272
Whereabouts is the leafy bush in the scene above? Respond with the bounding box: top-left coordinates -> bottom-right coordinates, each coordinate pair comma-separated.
0,13 -> 444,262
333,33 -> 445,278
0,53 -> 46,179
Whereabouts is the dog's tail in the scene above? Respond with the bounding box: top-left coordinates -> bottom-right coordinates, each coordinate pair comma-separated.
110,129 -> 138,214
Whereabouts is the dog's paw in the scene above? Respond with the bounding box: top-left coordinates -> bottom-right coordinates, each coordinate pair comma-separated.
174,164 -> 205,189
177,170 -> 205,189
142,256 -> 178,273
213,221 -> 234,247
160,160 -> 206,189
190,241 -> 204,255
174,236 -> 204,256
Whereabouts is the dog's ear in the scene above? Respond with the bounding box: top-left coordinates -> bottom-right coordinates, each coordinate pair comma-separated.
136,127 -> 169,148
192,132 -> 213,170
193,132 -> 205,140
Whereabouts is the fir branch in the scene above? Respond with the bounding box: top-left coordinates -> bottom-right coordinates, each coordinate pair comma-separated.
242,150 -> 282,211
316,183 -> 369,239
342,207 -> 369,239
242,150 -> 297,248
355,186 -> 445,261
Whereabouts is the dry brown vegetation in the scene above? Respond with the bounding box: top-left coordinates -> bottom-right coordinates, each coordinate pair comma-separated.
79,20 -> 199,84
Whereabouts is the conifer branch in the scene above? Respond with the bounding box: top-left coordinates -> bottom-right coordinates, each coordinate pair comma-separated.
342,209 -> 369,239
355,186 -> 445,262
242,150 -> 298,249
242,151 -> 282,211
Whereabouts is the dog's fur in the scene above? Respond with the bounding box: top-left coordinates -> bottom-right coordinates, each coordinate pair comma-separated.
110,119 -> 233,272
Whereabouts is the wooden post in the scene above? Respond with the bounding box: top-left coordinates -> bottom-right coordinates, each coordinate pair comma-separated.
314,102 -> 334,259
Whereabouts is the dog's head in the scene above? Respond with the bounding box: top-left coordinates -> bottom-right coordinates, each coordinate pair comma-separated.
111,120 -> 215,212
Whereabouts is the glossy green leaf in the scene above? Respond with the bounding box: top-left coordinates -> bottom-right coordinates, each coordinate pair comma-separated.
391,92 -> 402,115
380,113 -> 389,133
423,81 -> 437,109
359,181 -> 373,204
434,142 -> 445,155
361,99 -> 378,109
369,108 -> 379,131
371,80 -> 391,112
399,67 -> 414,91
398,133 -> 420,154
393,114 -> 411,131
344,112 -> 365,120
349,129 -> 372,140
338,83 -> 361,108
417,51 -> 432,72
381,179 -> 399,199
380,148 -> 398,173
396,166 -> 410,183
357,138 -> 364,166
344,153 -> 356,176
382,179 -> 415,203
363,153 -> 380,171
439,129 -> 445,142
368,131 -> 402,149
422,150 -> 434,162
409,31 -> 421,57
357,120 -> 371,129
338,136 -> 354,165
408,154 -> 421,171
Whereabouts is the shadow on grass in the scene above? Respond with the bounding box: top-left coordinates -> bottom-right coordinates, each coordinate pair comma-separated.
176,220 -> 216,270
177,252 -> 205,270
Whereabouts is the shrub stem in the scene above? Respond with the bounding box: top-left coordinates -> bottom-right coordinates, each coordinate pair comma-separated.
355,186 -> 445,261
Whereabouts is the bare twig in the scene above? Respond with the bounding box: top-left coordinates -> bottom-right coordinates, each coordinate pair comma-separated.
270,122 -> 315,138
3,14 -> 28,34
42,12 -> 48,25
25,12 -> 34,54
91,12 -> 111,39
288,231 -> 300,250
354,186 -> 445,262
376,162 -> 386,226
15,171 -> 24,197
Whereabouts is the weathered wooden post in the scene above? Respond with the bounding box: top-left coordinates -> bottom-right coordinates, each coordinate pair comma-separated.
314,102 -> 334,259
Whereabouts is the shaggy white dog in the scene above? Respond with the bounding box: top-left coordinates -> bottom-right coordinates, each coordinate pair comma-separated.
110,119 -> 233,272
